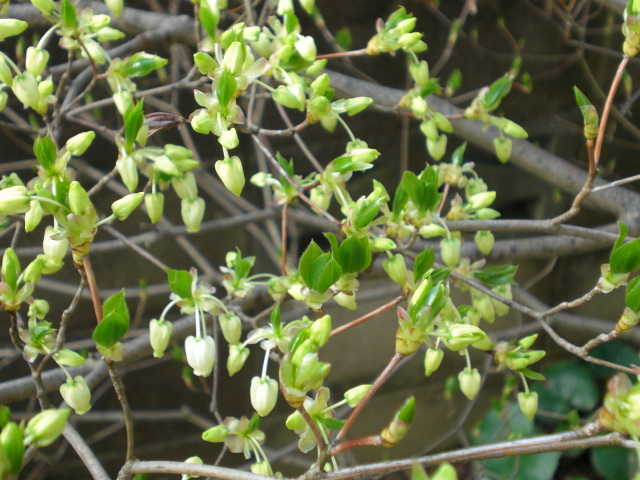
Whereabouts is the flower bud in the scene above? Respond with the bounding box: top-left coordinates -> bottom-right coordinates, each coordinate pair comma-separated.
250,376 -> 278,416
65,131 -> 95,156
424,348 -> 444,376
25,46 -> 49,77
96,26 -> 125,42
494,138 -> 512,164
24,199 -> 43,232
517,391 -> 538,420
12,73 -> 41,112
474,231 -> 494,256
43,226 -> 67,262
181,197 -> 205,233
502,119 -> 528,139
1,421 -> 23,474
144,192 -> 164,224
68,181 -> 93,215
467,191 -> 496,210
23,258 -> 44,283
344,97 -> 372,116
0,57 -> 12,86
60,376 -> 91,415
215,156 -> 245,196
105,0 -> 123,16
344,384 -> 372,407
111,192 -> 144,220
116,156 -> 138,192
0,91 -> 7,112
194,52 -> 217,75
0,185 -> 31,214
383,254 -> 407,286
475,207 -> 501,220
491,285 -> 512,317
190,109 -> 214,134
409,60 -> 429,87
273,85 -> 305,111
53,349 -> 86,367
309,314 -> 331,348
370,237 -> 397,251
185,335 -> 215,377
440,237 -> 461,268
181,456 -> 203,480
171,172 -> 198,200
221,41 -> 245,76
419,223 -> 447,238
24,409 -> 70,447
149,319 -> 172,358
458,367 -> 481,400
0,19 -> 27,40
431,462 -> 457,480
202,424 -> 228,443
473,294 -> 495,324
251,461 -> 271,476
219,128 -> 239,150
295,36 -> 317,62
218,313 -> 241,345
227,344 -> 249,376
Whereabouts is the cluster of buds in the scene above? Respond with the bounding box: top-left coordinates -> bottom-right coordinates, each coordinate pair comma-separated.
623,1 -> 640,57
493,334 -> 545,372
600,373 -> 640,435
279,315 -> 332,407
367,7 -> 427,55
599,222 -> 640,293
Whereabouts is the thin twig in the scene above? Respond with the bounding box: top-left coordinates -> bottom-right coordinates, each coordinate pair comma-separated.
105,360 -> 135,462
330,296 -> 403,337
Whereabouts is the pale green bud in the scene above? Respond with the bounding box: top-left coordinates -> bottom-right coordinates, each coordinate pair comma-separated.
309,186 -> 331,214
0,19 -> 27,40
333,292 -> 357,310
370,237 -> 397,251
420,119 -> 439,141
54,349 -> 86,367
502,119 -> 528,139
30,0 -> 56,16
475,207 -> 500,219
251,462 -> 271,476
383,254 -> 407,286
96,26 -> 125,42
219,313 -> 241,345
194,52 -> 218,75
227,344 -> 249,376
433,112 -> 453,133
68,181 -> 93,215
185,335 -> 215,377
443,324 -> 486,351
154,155 -> 181,176
409,60 -> 429,87
215,156 -> 245,196
43,226 -> 67,262
518,334 -> 538,350
190,109 -> 214,134
65,131 -> 95,156
171,172 -> 198,200
12,73 -> 41,112
24,199 -> 42,232
344,384 -> 372,407
494,138 -> 512,164
111,192 -> 144,220
60,376 -> 91,415
517,391 -> 538,420
250,375 -> 278,416
218,128 -> 239,150
474,294 -> 495,324
273,85 -> 305,111
25,47 -> 49,77
112,90 -> 132,116
424,348 -> 444,376
149,319 -> 172,358
343,97 -> 372,116
427,133 -> 447,161
23,258 -> 44,283
0,185 -> 31,214
105,0 -> 123,16
295,35 -> 316,62
474,231 -> 494,256
96,341 -> 126,361
25,409 -> 70,447
458,367 -> 480,400
440,237 -> 461,268
202,425 -> 228,443
419,224 -> 447,238
0,57 -> 12,86
181,456 -> 203,480
28,299 -> 49,319
309,314 -> 331,348
431,462 -> 457,480
491,284 -> 512,317
1,421 -> 23,474
467,191 -> 496,210
144,192 -> 164,224
181,197 -> 205,233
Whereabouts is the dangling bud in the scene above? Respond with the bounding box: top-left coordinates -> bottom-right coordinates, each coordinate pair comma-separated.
250,376 -> 278,417
426,133 -> 447,161
424,348 -> 444,376
116,156 -> 138,192
144,192 -> 164,224
0,185 -> 31,214
517,391 -> 538,420
149,319 -> 172,358
219,312 -> 242,345
440,237 -> 461,268
111,192 -> 144,220
25,46 -> 49,76
215,156 -> 245,196
60,375 -> 91,415
172,172 -> 198,200
474,231 -> 494,256
185,335 -> 215,377
458,367 -> 481,400
65,131 -> 95,156
12,73 -> 42,113
494,138 -> 512,164
383,254 -> 407,286
24,199 -> 43,232
181,197 -> 205,233
68,181 -> 93,215
227,344 -> 249,376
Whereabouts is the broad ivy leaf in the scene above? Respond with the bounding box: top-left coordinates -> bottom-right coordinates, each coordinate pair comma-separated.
544,361 -> 598,411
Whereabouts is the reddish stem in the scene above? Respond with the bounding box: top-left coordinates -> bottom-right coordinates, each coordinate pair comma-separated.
316,48 -> 368,60
82,256 -> 103,323
330,436 -> 381,456
331,296 -> 403,337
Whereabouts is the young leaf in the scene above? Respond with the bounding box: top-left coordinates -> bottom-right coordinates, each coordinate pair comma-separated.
60,0 -> 77,30
335,235 -> 371,274
314,257 -> 342,293
217,69 -> 237,110
167,269 -> 193,300
299,241 -> 323,288
124,100 -> 144,152
413,248 -> 435,282
626,276 -> 640,311
353,197 -> 381,229
34,135 -> 57,173
93,311 -> 128,348
473,264 -> 518,287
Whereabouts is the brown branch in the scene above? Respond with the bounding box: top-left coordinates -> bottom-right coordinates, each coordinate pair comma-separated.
331,296 -> 404,337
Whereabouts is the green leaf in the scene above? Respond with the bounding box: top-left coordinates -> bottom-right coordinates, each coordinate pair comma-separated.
413,248 -> 435,282
199,0 -> 220,41
626,276 -> 640,311
591,446 -> 638,480
270,304 -> 281,333
334,235 -> 371,274
34,135 -> 57,173
311,254 -> 342,293
401,171 -> 428,213
216,69 -> 237,110
167,269 -> 193,300
121,53 -> 168,78
93,311 -> 128,348
353,198 -> 381,230
573,86 -> 592,108
481,76 -> 512,112
233,250 -> 255,279
335,28 -> 352,50
519,368 -> 545,381
451,142 -> 466,166
392,183 -> 408,216
514,451 -> 561,480
473,264 -> 518,286
299,241 -> 323,288
124,99 -> 144,152
60,0 -> 77,30
610,237 -> 640,274
317,416 -> 346,430
544,361 -> 598,410
102,290 -> 130,323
